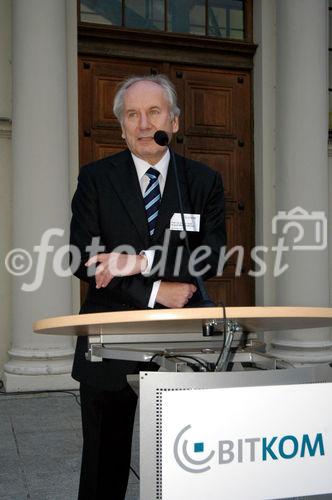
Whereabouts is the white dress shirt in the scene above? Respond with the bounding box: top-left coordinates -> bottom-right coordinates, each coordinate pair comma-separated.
131,150 -> 170,308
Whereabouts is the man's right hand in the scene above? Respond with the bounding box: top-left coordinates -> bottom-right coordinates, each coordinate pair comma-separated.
85,252 -> 147,289
156,282 -> 197,308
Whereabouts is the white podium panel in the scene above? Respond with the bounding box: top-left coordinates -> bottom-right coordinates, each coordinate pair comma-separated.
162,384 -> 332,500
140,367 -> 332,500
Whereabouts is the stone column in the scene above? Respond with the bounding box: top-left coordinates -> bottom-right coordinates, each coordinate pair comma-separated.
253,0 -> 277,306
4,0 -> 77,391
270,0 -> 332,364
0,0 -> 12,380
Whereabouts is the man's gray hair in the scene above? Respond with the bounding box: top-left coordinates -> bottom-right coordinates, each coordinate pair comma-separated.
113,74 -> 180,123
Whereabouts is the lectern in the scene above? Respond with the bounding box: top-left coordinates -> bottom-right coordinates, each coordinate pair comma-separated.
34,307 -> 332,499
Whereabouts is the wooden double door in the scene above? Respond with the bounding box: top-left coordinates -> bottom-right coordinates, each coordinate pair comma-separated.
79,56 -> 254,306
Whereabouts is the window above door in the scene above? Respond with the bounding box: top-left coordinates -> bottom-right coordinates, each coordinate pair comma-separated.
79,0 -> 247,41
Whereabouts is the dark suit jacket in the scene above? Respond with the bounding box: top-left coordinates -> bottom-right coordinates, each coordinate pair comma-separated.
70,149 -> 226,390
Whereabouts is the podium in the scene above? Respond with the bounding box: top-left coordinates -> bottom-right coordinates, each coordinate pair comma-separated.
34,307 -> 332,499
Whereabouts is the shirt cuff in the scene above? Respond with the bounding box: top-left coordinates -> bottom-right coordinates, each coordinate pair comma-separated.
140,250 -> 155,275
148,280 -> 161,308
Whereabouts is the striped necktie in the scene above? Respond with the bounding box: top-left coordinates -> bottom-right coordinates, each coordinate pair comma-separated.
144,167 -> 161,237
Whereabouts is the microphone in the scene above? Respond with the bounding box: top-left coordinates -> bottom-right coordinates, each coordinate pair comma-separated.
153,130 -> 215,308
154,130 -> 170,147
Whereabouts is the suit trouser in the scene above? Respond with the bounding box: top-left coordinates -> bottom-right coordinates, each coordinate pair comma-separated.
78,382 -> 138,500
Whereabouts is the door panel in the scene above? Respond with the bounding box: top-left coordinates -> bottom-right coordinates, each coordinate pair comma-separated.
93,75 -> 120,128
185,82 -> 234,136
171,66 -> 253,305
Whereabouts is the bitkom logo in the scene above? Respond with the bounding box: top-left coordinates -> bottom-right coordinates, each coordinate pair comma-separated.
174,425 -> 325,474
174,425 -> 215,473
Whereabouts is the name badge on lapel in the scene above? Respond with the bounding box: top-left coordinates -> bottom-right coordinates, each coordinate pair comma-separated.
170,213 -> 200,232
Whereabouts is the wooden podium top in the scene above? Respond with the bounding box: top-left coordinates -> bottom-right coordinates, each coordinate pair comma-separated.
33,306 -> 332,337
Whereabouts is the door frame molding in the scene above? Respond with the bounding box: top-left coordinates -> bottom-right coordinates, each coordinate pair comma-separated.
78,25 -> 257,71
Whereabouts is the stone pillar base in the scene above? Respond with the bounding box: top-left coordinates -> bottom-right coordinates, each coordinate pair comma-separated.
3,372 -> 79,392
269,336 -> 332,365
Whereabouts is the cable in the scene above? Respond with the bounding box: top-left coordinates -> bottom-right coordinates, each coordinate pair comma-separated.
0,385 -> 139,478
168,147 -> 215,307
164,354 -> 210,372
154,131 -> 215,307
0,388 -> 81,407
147,352 -> 163,369
214,302 -> 228,371
130,465 -> 140,480
148,352 -> 211,371
0,386 -> 140,479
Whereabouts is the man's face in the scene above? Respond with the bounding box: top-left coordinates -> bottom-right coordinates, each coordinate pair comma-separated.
120,81 -> 179,165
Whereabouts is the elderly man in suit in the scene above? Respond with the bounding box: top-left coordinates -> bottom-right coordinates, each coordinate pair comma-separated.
70,74 -> 226,499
